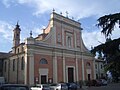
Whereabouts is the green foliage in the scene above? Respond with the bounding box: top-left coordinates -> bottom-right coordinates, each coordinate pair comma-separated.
97,12 -> 120,37
91,38 -> 120,55
91,38 -> 120,81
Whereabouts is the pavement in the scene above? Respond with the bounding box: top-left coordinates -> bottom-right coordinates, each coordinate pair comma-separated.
79,83 -> 120,90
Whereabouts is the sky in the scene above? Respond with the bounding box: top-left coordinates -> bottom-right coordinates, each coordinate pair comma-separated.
0,0 -> 120,52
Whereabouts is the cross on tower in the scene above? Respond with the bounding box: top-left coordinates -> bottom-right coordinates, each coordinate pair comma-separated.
30,31 -> 32,38
66,11 -> 69,18
53,8 -> 55,12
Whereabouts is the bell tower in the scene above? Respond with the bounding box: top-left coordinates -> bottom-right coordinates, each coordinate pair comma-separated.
13,22 -> 21,47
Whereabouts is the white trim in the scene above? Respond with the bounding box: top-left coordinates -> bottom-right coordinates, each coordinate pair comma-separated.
93,59 -> 96,79
80,30 -> 85,81
63,57 -> 66,82
39,68 -> 48,84
53,55 -> 57,83
53,26 -> 56,46
29,54 -> 34,85
74,31 -> 77,48
66,66 -> 75,82
61,23 -> 64,46
75,55 -> 79,81
24,53 -> 27,84
86,69 -> 91,74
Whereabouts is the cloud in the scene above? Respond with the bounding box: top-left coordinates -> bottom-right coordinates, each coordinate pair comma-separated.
2,0 -> 10,8
18,25 -> 44,42
0,21 -> 14,52
82,30 -> 106,50
0,21 -> 13,40
2,0 -> 120,19
24,26 -> 44,39
111,24 -> 120,39
82,24 -> 120,50
1,0 -> 120,51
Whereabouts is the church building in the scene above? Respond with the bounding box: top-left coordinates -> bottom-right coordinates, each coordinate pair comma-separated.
3,11 -> 96,85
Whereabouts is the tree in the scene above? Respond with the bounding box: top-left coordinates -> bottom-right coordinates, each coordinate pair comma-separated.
97,12 -> 120,38
91,38 -> 120,82
91,13 -> 120,82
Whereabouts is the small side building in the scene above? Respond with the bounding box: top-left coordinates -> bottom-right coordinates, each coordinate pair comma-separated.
0,52 -> 10,77
95,59 -> 106,79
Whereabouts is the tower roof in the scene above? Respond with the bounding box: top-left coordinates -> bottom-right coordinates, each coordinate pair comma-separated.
14,21 -> 21,31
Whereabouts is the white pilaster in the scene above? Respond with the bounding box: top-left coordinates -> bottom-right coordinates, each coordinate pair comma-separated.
29,53 -> 34,85
75,54 -> 79,81
53,54 -> 57,83
61,23 -> 64,46
93,59 -> 96,79
74,31 -> 77,48
63,56 -> 66,82
80,31 -> 85,81
53,26 -> 56,46
81,54 -> 85,81
24,53 -> 27,84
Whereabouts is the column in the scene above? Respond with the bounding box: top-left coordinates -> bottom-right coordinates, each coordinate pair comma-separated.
24,53 -> 28,84
80,31 -> 85,81
29,53 -> 34,85
82,53 -> 85,81
53,54 -> 57,83
75,53 -> 79,81
61,22 -> 64,46
63,56 -> 66,82
93,58 -> 96,79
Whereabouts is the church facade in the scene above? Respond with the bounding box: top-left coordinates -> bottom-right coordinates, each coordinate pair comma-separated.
3,12 -> 96,85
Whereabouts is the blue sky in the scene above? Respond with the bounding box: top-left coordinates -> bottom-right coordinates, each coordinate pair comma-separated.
0,0 -> 120,52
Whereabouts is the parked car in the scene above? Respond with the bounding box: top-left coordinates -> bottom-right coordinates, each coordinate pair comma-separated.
0,84 -> 30,90
31,84 -> 42,90
31,84 -> 50,90
31,86 -> 42,90
100,79 -> 108,86
91,80 -> 102,86
42,84 -> 51,90
66,83 -> 77,90
50,83 -> 68,90
0,77 -> 5,86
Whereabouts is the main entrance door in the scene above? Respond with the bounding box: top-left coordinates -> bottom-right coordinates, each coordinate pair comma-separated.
41,75 -> 47,84
68,67 -> 74,82
88,74 -> 91,81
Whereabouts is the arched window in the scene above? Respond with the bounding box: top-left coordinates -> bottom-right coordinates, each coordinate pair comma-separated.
67,36 -> 71,47
21,57 -> 24,70
18,48 -> 19,53
13,59 -> 15,71
40,58 -> 48,64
